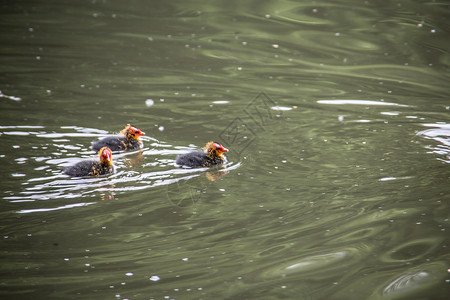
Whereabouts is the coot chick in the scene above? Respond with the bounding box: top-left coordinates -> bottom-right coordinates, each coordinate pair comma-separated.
92,125 -> 145,151
176,141 -> 228,168
64,147 -> 114,177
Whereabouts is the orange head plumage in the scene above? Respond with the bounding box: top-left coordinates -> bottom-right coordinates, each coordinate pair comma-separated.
99,147 -> 113,165
120,125 -> 145,141
203,141 -> 228,158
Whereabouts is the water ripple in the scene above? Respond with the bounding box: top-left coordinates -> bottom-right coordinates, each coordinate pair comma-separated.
255,244 -> 371,280
377,262 -> 449,298
417,122 -> 450,163
317,99 -> 409,107
17,202 -> 96,214
380,237 -> 443,263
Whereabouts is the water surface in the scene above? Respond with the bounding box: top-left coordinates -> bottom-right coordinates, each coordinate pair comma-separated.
1,0 -> 449,299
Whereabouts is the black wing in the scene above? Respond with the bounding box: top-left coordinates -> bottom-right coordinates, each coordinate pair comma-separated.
92,136 -> 127,151
64,160 -> 98,177
176,151 -> 208,168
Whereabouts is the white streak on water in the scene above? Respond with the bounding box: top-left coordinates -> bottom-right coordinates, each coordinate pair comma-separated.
17,202 -> 96,214
317,99 -> 409,107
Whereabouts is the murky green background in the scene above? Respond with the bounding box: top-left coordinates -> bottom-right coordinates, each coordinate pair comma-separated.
1,0 -> 449,299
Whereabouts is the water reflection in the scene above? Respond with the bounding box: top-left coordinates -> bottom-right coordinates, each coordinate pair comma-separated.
417,123 -> 450,163
317,99 -> 409,107
384,271 -> 431,296
261,249 -> 357,278
0,90 -> 22,101
378,262 -> 448,299
17,202 -> 96,214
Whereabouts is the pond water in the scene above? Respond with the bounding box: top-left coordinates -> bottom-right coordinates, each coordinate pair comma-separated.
1,0 -> 449,299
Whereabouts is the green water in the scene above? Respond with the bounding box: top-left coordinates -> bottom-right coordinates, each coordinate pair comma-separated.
1,0 -> 449,299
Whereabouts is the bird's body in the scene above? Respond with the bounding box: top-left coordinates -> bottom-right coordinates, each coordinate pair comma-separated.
176,142 -> 228,168
64,147 -> 114,177
92,135 -> 142,152
92,125 -> 145,151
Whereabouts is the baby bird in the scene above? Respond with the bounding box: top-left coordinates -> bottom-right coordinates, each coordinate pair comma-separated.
64,147 -> 114,177
176,141 -> 228,168
92,125 -> 145,151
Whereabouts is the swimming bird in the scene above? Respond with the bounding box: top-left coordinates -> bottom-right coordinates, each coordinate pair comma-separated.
176,141 -> 228,168
92,125 -> 145,151
64,147 -> 114,177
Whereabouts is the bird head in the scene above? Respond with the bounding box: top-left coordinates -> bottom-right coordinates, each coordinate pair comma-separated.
204,141 -> 228,158
99,147 -> 113,165
121,125 -> 145,140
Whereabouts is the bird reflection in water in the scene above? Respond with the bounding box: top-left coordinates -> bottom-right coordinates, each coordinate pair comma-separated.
121,150 -> 145,169
99,183 -> 116,201
205,169 -> 228,181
